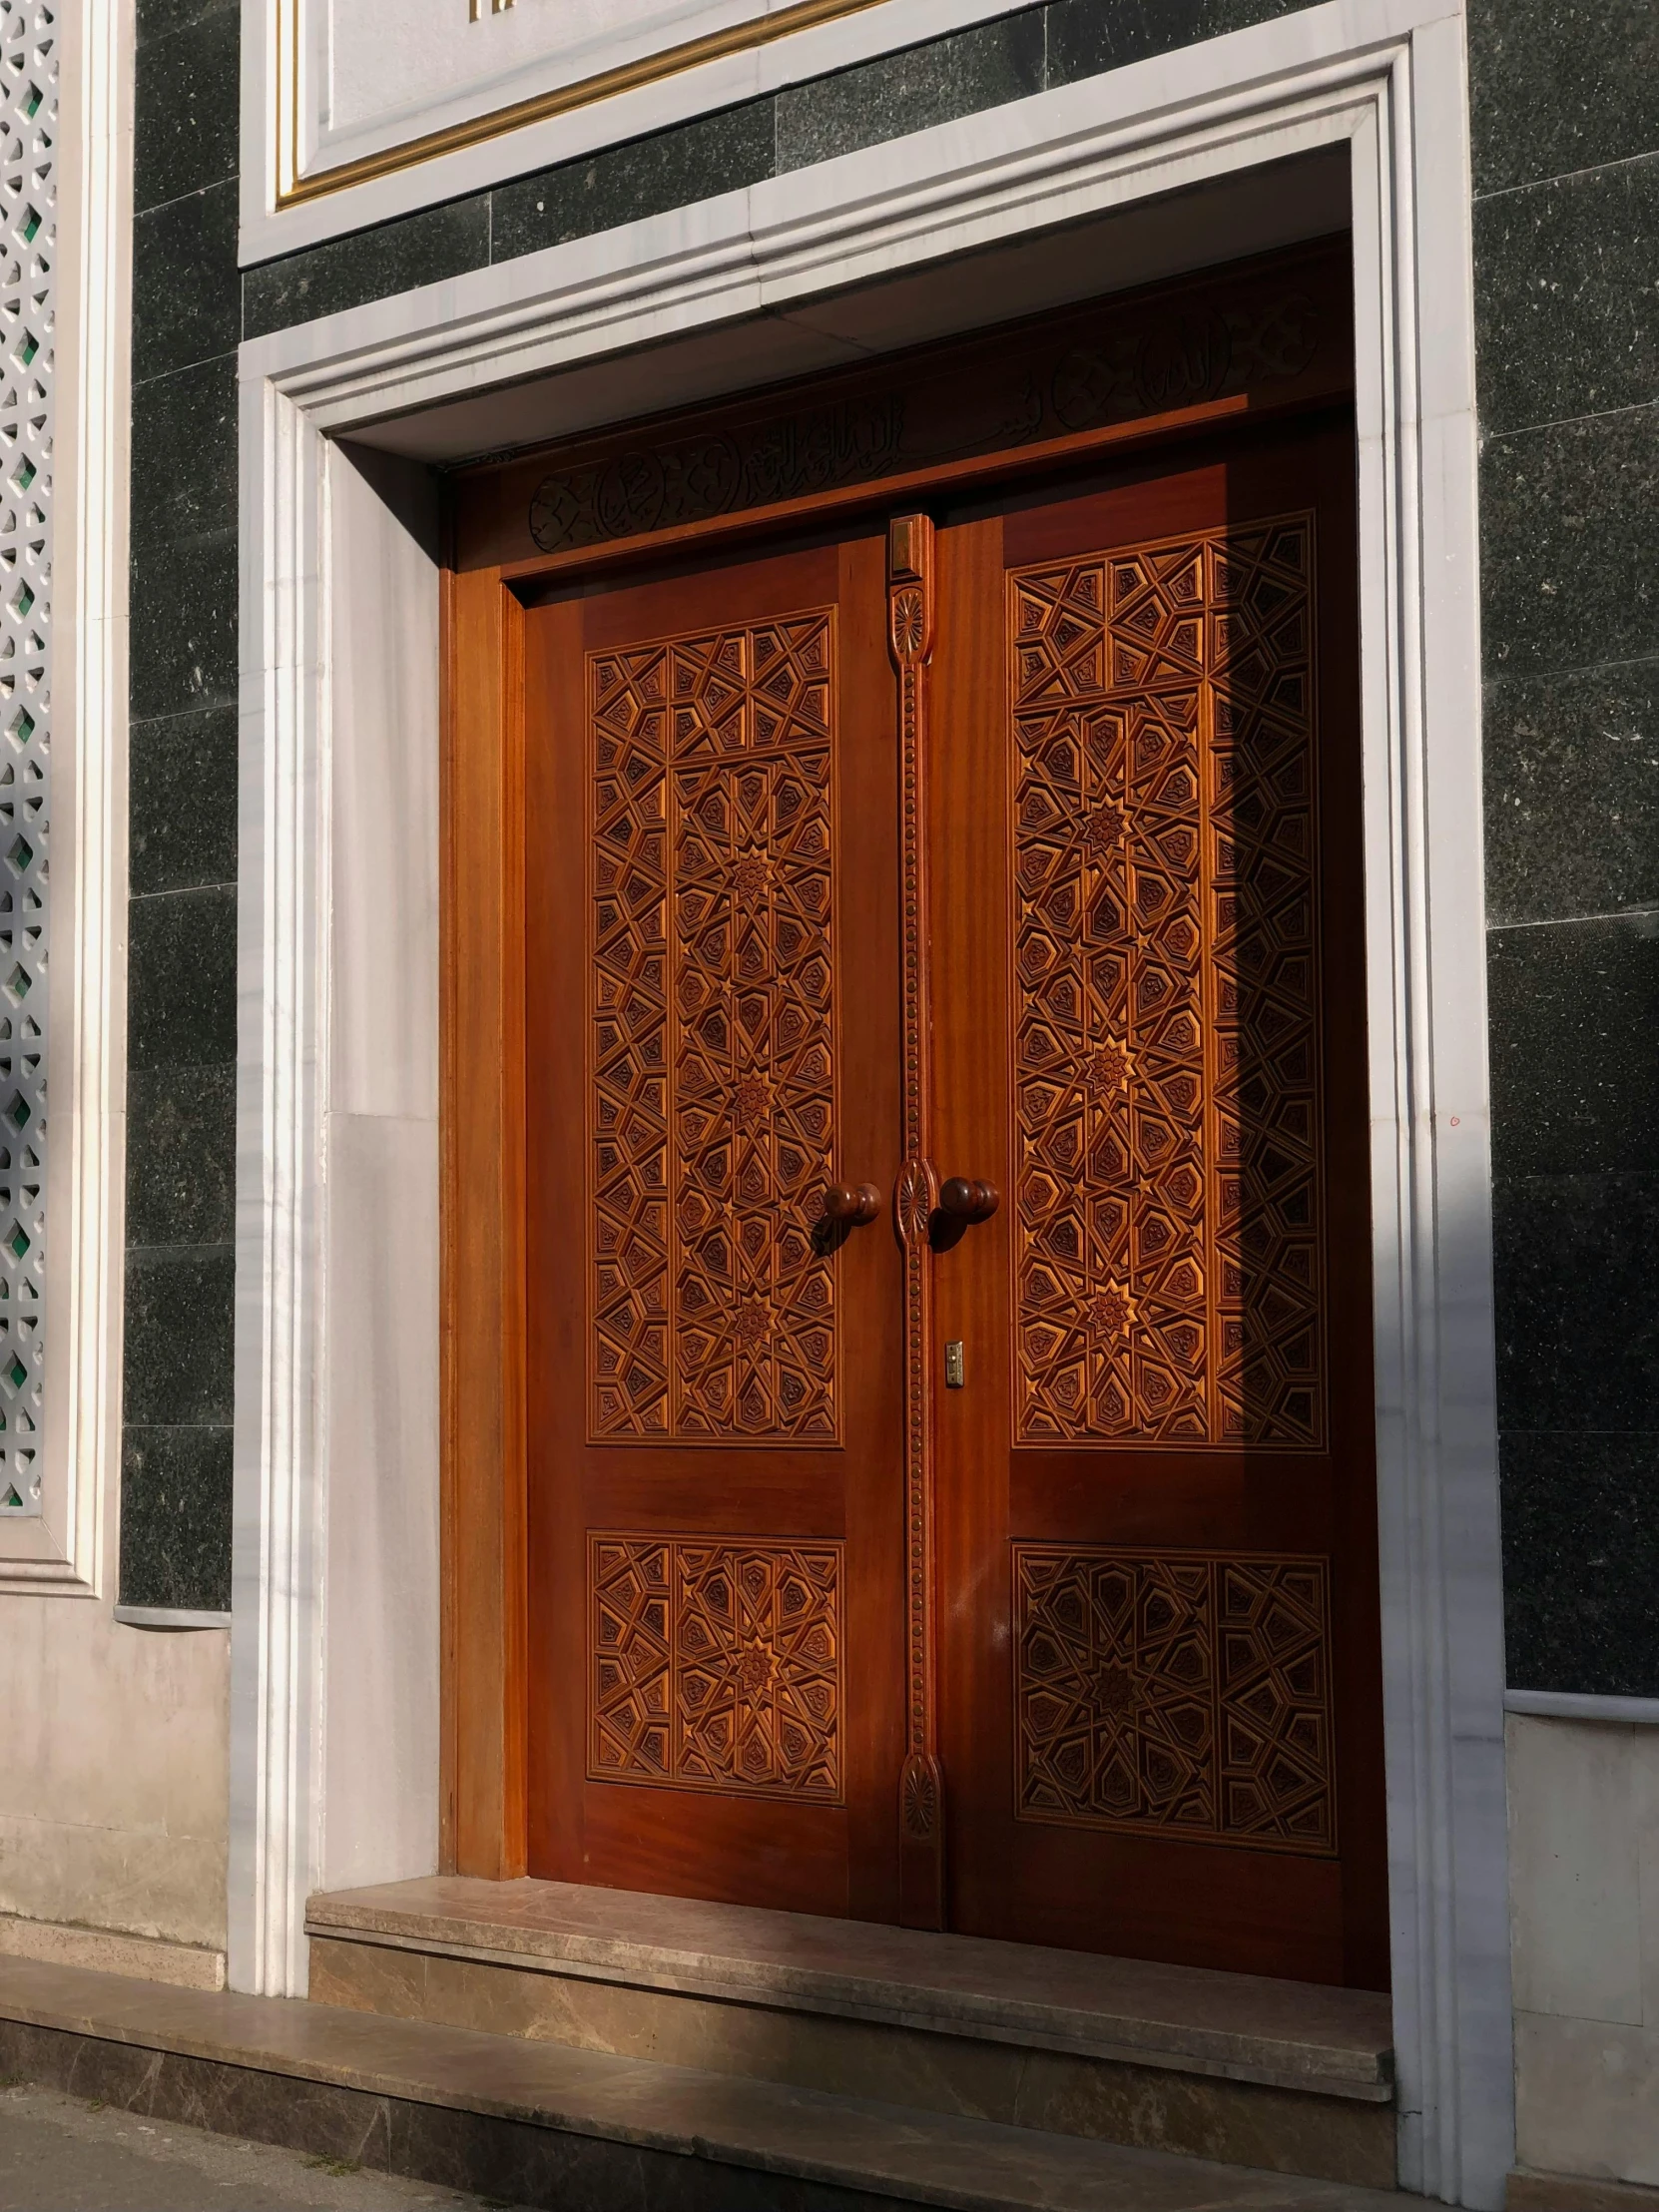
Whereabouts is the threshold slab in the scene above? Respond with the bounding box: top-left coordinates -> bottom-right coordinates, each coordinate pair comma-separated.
307,1875 -> 1392,2101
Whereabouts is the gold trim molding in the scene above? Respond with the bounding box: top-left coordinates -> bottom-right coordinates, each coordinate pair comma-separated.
275,0 -> 886,209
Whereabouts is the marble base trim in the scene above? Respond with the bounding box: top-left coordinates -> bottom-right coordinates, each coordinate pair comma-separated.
0,1953 -> 1399,2210
0,1913 -> 227,1990
307,1933 -> 1397,2190
1508,2174 -> 1659,2210
1504,1691 -> 1659,1727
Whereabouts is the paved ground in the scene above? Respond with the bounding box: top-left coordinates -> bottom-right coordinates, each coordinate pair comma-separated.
0,2081 -> 528,2210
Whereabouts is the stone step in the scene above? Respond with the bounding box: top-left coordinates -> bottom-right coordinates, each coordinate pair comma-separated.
305,1875 -> 1395,2191
0,1952 -> 1401,2211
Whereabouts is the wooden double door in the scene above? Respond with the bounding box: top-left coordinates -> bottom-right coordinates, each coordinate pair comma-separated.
524,413 -> 1387,1989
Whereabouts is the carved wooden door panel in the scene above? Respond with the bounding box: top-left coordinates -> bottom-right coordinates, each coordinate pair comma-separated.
927,417 -> 1389,1985
524,533 -> 907,1919
519,416 -> 1385,1979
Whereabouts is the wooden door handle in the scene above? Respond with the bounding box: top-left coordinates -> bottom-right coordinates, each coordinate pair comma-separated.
931,1177 -> 999,1251
823,1182 -> 882,1226
938,1177 -> 998,1224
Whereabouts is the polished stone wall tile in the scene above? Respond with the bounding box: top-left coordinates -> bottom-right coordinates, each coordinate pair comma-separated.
776,14 -> 1045,173
1467,0 -> 1659,197
123,1248 -> 236,1426
1502,1431 -> 1659,1695
0,2020 -> 170,2109
1488,912 -> 1659,1180
0,2022 -> 395,2171
1483,663 -> 1659,925
492,101 -> 775,266
1045,0 -> 1301,88
242,199 -> 492,342
130,706 -> 238,896
118,1425 -> 233,1612
136,0 -> 235,44
133,0 -> 238,214
1475,0 -> 1659,1693
125,0 -> 243,1628
1474,156 -> 1659,438
132,179 -> 239,382
131,355 -> 238,539
126,886 -> 238,1071
128,527 -> 238,725
127,1063 -> 236,1247
1493,1173 -> 1659,1433
1480,404 -> 1659,679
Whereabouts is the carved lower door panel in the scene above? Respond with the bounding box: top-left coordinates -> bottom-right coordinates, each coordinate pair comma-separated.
928,415 -> 1388,1986
525,533 -> 906,1920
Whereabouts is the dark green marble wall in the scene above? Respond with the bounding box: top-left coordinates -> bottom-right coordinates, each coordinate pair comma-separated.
120,0 -> 241,1612
1472,0 -> 1659,1694
118,0 -> 1659,1686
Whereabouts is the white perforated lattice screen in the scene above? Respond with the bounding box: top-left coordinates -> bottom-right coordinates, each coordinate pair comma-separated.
0,2 -> 53,1516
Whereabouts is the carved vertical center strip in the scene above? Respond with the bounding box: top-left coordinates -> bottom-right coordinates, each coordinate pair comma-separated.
888,513 -> 944,1927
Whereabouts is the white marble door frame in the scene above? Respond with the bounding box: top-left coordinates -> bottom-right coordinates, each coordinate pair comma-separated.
233,0 -> 1512,2197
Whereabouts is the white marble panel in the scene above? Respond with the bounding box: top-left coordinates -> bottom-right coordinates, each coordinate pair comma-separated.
1514,2010 -> 1659,2188
1633,1729 -> 1659,2030
320,1111 -> 440,1901
0,1598 -> 228,1948
0,1598 -> 229,1845
317,437 -> 442,1908
1506,1714 -> 1641,2025
0,1814 -> 228,1952
327,444 -> 440,1123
